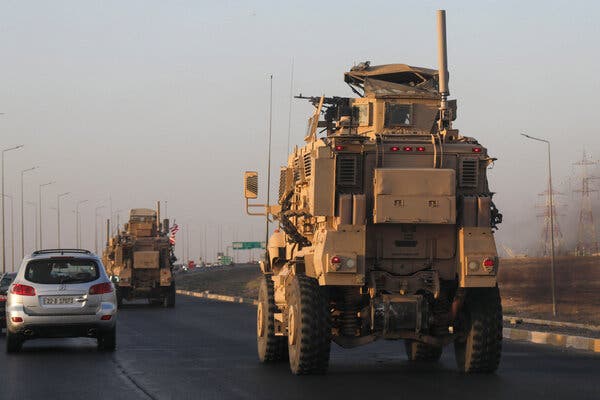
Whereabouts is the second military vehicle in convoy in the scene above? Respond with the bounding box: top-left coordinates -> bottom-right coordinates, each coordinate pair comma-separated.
244,10 -> 503,374
103,205 -> 177,307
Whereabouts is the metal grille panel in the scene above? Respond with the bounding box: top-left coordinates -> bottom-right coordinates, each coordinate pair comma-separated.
337,155 -> 360,187
303,153 -> 312,178
459,158 -> 478,187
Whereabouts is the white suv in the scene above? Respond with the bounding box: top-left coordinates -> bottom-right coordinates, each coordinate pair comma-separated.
5,249 -> 117,353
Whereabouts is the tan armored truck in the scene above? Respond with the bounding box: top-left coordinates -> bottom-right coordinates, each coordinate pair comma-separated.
102,206 -> 177,308
243,10 -> 503,374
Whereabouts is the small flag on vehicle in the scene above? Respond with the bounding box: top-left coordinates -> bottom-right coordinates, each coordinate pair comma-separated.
169,224 -> 179,245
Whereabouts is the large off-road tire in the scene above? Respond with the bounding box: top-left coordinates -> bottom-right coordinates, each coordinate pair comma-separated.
257,276 -> 287,362
6,330 -> 23,353
454,287 -> 502,373
97,326 -> 117,352
405,340 -> 443,362
164,282 -> 176,308
286,275 -> 331,375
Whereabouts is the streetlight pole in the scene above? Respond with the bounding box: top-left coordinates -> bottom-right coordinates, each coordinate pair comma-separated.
39,181 -> 55,250
2,194 -> 14,271
57,192 -> 70,248
94,205 -> 105,254
2,144 -> 24,273
25,201 -> 37,253
113,209 -> 122,233
76,200 -> 88,248
521,133 -> 557,317
20,166 -> 37,258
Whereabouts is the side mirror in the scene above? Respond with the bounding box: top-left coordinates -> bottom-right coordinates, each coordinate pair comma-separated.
244,171 -> 259,199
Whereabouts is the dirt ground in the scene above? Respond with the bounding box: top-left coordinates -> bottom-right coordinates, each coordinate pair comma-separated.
176,257 -> 600,325
175,264 -> 262,299
499,256 -> 600,324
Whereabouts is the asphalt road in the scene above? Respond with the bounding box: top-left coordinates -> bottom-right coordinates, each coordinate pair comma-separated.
1,295 -> 599,400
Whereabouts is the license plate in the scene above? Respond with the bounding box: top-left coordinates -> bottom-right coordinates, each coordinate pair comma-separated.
44,296 -> 75,305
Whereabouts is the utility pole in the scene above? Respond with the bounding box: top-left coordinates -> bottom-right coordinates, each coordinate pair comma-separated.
39,181 -> 55,250
95,205 -> 105,254
265,74 -> 273,257
2,194 -> 14,271
57,192 -> 70,248
2,144 -> 23,273
20,166 -> 37,258
25,201 -> 37,253
573,150 -> 599,256
76,200 -> 88,248
521,133 -> 557,317
536,188 -> 563,256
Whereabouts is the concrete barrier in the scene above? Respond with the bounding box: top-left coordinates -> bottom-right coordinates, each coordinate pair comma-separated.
504,327 -> 600,353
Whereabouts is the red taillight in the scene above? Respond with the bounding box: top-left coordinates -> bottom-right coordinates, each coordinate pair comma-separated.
417,146 -> 426,152
11,284 -> 36,296
403,146 -> 413,152
89,282 -> 113,295
100,315 -> 112,321
334,145 -> 345,151
472,147 -> 482,153
11,317 -> 23,323
483,258 -> 495,268
0,295 -> 6,302
331,256 -> 341,264
390,146 -> 400,152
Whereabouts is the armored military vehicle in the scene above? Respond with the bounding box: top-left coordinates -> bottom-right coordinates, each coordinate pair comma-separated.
243,10 -> 502,374
102,205 -> 177,307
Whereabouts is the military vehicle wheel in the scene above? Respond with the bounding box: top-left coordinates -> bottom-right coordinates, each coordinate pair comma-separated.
405,340 -> 443,362
257,275 -> 287,362
454,287 -> 502,373
6,331 -> 23,353
97,326 -> 117,351
286,274 -> 331,375
164,283 -> 176,308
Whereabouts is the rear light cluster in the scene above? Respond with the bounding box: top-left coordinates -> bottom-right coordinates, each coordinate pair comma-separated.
390,146 -> 426,152
482,258 -> 496,272
11,284 -> 36,296
89,282 -> 113,295
100,315 -> 112,321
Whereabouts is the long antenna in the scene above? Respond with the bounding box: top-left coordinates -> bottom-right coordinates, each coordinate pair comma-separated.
265,74 -> 273,251
286,58 -> 294,153
436,9 -> 449,130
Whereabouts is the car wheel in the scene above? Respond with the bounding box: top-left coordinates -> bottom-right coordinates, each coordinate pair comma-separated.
97,326 -> 117,352
6,330 -> 23,353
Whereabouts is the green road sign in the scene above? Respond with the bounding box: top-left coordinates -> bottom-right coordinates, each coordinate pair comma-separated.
232,241 -> 265,250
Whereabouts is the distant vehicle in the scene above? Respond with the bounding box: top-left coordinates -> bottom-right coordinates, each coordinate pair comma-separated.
187,260 -> 196,269
5,249 -> 117,353
217,255 -> 233,266
102,205 -> 177,307
0,272 -> 17,331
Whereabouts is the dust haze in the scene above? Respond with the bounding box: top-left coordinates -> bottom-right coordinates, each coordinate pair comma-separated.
1,1 -> 599,264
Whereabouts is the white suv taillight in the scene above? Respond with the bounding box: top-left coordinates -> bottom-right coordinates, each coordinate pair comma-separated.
89,282 -> 113,295
11,284 -> 36,296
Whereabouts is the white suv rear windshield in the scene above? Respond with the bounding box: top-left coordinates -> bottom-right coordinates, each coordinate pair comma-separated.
25,258 -> 99,284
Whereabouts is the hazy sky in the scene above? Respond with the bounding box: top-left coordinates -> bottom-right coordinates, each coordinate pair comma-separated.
1,0 -> 600,265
